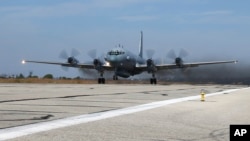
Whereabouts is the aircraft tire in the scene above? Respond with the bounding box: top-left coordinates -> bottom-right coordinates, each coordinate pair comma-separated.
150,78 -> 157,85
102,78 -> 105,84
98,78 -> 105,84
113,75 -> 118,80
154,78 -> 157,84
150,78 -> 153,84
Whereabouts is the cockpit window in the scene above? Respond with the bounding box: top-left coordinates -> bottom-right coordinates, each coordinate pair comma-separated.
108,50 -> 125,55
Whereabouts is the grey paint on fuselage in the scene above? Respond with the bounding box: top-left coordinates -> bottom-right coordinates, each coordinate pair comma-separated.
105,47 -> 145,78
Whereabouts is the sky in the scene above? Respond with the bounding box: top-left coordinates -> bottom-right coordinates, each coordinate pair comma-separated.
0,0 -> 250,78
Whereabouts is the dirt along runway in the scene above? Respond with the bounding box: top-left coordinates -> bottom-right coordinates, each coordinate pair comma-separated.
0,83 -> 249,141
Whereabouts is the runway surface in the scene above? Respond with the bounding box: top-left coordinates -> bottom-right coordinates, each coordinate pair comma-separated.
0,83 -> 249,141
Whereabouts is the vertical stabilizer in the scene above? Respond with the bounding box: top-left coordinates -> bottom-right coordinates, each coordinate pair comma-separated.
139,31 -> 143,58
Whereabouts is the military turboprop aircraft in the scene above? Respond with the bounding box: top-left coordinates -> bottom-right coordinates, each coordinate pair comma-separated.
22,31 -> 237,84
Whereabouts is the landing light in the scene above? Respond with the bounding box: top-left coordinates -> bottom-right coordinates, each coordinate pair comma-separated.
105,62 -> 110,66
22,60 -> 26,64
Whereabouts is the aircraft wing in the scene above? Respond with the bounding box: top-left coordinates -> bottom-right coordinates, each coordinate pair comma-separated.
136,60 -> 238,70
22,60 -> 111,70
156,60 -> 238,70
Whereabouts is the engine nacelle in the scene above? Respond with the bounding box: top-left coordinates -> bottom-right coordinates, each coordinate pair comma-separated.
93,59 -> 101,66
146,59 -> 156,73
93,59 -> 104,72
147,59 -> 153,67
175,57 -> 183,67
68,57 -> 79,65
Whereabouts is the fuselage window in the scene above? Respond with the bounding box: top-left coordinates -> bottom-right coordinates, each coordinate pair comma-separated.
108,50 -> 125,55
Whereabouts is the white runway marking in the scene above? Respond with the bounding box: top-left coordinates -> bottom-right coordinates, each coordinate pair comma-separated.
0,88 -> 243,140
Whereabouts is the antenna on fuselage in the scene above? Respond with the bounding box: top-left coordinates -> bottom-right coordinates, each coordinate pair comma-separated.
139,31 -> 143,58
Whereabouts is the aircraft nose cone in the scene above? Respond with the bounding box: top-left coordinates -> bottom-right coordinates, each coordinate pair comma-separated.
107,56 -> 117,62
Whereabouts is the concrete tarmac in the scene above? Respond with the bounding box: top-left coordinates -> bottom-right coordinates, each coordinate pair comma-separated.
0,83 -> 249,141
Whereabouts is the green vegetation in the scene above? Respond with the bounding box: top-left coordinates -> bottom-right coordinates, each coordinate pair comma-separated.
16,73 -> 25,79
43,74 -> 54,79
0,73 -> 90,84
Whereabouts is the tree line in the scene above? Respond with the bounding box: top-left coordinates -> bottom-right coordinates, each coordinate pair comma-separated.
0,73 -> 81,80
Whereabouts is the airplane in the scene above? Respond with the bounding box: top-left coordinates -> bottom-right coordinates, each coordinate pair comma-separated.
22,31 -> 238,84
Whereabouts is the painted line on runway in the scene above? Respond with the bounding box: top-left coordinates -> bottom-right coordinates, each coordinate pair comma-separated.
0,88 -> 245,140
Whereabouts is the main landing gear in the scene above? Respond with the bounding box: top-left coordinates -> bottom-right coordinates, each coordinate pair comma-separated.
98,78 -> 105,84
150,73 -> 157,84
150,78 -> 157,84
98,72 -> 105,84
113,75 -> 118,80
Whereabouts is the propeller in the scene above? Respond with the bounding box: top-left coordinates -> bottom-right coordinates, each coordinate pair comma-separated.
71,48 -> 80,57
167,48 -> 191,74
167,48 -> 189,66
145,49 -> 163,65
59,50 -> 68,60
88,49 -> 97,59
59,48 -> 80,71
88,49 -> 106,65
59,48 -> 80,59
146,49 -> 155,59
167,48 -> 189,59
78,68 -> 98,78
61,66 -> 69,71
167,49 -> 177,60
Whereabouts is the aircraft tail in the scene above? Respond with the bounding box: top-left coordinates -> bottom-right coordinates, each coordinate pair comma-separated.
139,31 -> 143,58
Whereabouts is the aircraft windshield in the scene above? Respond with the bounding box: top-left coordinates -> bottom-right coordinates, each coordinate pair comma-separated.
108,50 -> 125,55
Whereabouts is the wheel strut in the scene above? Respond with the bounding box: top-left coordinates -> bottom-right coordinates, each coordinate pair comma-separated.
150,73 -> 157,85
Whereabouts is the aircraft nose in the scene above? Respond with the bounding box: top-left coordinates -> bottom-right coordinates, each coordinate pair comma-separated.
106,56 -> 117,63
111,56 -> 118,63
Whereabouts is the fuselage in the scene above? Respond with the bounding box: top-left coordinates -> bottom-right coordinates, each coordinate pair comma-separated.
105,47 -> 145,78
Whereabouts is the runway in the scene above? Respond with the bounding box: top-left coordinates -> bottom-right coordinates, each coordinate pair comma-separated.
0,84 -> 249,141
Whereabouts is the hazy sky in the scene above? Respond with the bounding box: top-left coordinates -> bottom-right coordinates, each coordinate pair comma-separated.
1,0 -> 250,78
